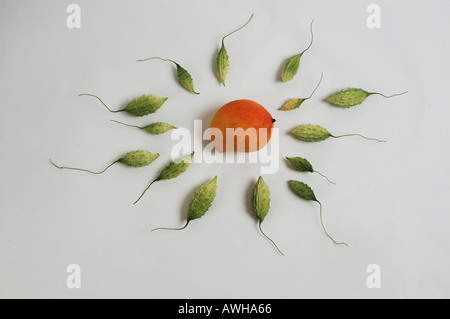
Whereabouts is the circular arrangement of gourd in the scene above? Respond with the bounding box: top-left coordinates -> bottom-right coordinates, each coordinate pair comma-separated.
51,14 -> 407,255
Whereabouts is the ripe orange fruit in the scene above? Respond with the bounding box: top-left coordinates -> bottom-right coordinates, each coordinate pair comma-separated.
209,99 -> 275,152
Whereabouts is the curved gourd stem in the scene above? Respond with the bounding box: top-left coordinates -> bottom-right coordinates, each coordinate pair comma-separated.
110,120 -> 143,130
78,94 -> 123,113
151,221 -> 189,232
306,72 -> 323,99
330,134 -> 386,143
313,170 -> 336,185
369,91 -> 408,99
133,179 -> 157,205
50,159 -> 119,175
316,201 -> 348,246
300,19 -> 314,54
221,13 -> 254,45
136,56 -> 178,66
259,221 -> 284,256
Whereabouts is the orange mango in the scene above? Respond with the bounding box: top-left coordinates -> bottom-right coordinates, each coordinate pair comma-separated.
209,99 -> 275,152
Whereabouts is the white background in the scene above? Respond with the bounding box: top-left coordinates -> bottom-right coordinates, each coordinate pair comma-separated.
1,0 -> 449,298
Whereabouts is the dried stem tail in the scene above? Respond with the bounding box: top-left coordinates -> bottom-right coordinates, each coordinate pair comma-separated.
369,91 -> 408,99
133,179 -> 157,204
222,13 -> 254,45
331,134 -> 386,143
50,159 -> 119,175
110,120 -> 143,130
301,19 -> 315,54
313,170 -> 336,185
317,201 -> 348,246
136,56 -> 177,65
151,221 -> 189,232
306,72 -> 323,99
259,221 -> 284,256
78,94 -> 123,113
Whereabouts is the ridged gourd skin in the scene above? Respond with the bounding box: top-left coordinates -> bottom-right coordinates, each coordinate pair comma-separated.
252,176 -> 270,223
288,180 -> 317,201
124,94 -> 168,117
136,57 -> 199,94
209,99 -> 275,152
281,53 -> 303,82
251,176 -> 284,256
286,157 -> 313,172
325,88 -> 370,108
143,122 -> 177,135
118,150 -> 159,168
150,176 -> 218,232
290,124 -> 331,142
280,19 -> 314,83
187,176 -> 218,222
156,152 -> 194,181
175,63 -> 199,95
216,45 -> 229,86
279,98 -> 305,111
133,152 -> 194,205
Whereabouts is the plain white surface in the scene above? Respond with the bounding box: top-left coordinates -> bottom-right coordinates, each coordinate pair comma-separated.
1,0 -> 449,298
